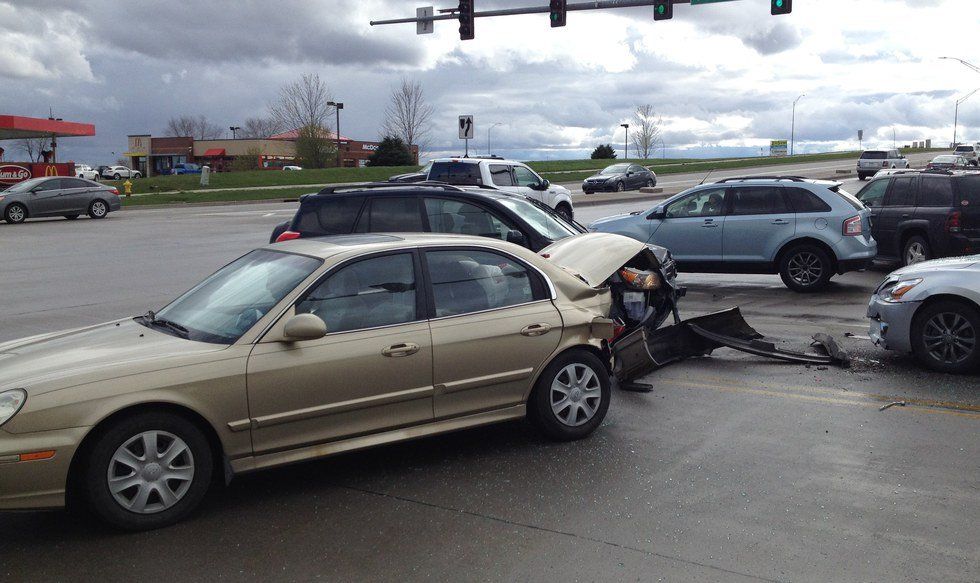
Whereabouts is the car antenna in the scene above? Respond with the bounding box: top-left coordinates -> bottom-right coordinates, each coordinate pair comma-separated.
699,168 -> 715,185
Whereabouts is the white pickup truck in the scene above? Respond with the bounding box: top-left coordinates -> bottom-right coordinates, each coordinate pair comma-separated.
426,157 -> 575,221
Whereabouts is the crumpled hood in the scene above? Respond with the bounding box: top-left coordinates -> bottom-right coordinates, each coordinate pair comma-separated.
889,255 -> 979,278
541,232 -> 662,287
0,319 -> 227,395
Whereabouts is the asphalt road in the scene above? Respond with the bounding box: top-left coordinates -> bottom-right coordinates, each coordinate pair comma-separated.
1,168 -> 978,581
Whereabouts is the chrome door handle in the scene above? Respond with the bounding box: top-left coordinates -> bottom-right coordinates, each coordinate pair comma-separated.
382,342 -> 420,357
521,323 -> 552,337
771,219 -> 789,225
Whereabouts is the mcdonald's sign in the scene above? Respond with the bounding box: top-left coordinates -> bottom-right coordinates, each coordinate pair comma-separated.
0,163 -> 75,186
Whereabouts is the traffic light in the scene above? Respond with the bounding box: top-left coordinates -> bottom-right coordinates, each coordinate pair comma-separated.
653,0 -> 672,21
771,0 -> 792,15
549,0 -> 566,28
458,0 -> 474,40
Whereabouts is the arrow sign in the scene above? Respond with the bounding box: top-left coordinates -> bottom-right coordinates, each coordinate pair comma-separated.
459,115 -> 474,140
416,7 -> 433,34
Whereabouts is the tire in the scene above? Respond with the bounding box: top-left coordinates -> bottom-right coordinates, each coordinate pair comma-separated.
616,181 -> 625,192
80,411 -> 214,530
528,349 -> 611,441
910,300 -> 980,374
64,214 -> 80,220
645,179 -> 655,188
858,173 -> 867,181
112,173 -> 121,180
133,172 -> 142,179
555,203 -> 574,222
4,202 -> 27,224
88,199 -> 109,219
902,235 -> 931,266
779,244 -> 834,292
583,190 -> 593,195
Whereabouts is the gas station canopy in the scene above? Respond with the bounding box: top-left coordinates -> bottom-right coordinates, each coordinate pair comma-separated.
0,115 -> 96,140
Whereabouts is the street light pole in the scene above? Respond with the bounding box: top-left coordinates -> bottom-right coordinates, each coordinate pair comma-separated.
940,56 -> 980,75
621,123 -> 629,160
327,102 -> 344,167
954,88 -> 979,147
487,122 -> 502,156
790,94 -> 804,156
229,126 -> 241,139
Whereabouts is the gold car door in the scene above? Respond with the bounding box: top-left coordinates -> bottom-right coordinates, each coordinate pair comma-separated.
423,248 -> 562,419
246,252 -> 434,456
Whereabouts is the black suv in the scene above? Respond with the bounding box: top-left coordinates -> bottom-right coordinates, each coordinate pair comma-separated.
855,170 -> 980,265
270,183 -> 584,252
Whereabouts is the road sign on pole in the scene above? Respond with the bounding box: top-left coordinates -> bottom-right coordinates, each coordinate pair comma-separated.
417,7 -> 434,34
459,115 -> 474,157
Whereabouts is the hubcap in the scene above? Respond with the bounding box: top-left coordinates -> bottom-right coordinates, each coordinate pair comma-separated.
923,312 -> 976,364
787,252 -> 823,286
8,206 -> 24,222
92,201 -> 107,216
107,431 -> 195,514
550,363 -> 602,427
906,242 -> 926,265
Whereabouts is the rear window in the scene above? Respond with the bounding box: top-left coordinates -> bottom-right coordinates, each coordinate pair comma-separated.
954,146 -> 974,153
429,162 -> 483,186
861,151 -> 887,160
918,177 -> 954,207
294,196 -> 363,234
954,175 -> 980,206
785,187 -> 832,213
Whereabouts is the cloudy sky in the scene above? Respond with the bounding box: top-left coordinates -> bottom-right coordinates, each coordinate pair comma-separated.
1,0 -> 978,164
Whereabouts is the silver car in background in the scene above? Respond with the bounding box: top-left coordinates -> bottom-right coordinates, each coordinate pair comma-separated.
868,256 -> 980,373
1,177 -> 122,224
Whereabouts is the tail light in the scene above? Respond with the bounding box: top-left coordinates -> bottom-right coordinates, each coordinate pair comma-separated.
274,230 -> 302,243
109,188 -> 119,195
843,215 -> 863,236
946,211 -> 961,234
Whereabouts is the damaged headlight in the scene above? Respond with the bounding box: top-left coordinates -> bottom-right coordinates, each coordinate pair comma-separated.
877,278 -> 923,303
617,268 -> 662,290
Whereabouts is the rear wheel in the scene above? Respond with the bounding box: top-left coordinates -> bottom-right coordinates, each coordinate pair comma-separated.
80,411 -> 214,530
88,199 -> 109,219
4,203 -> 27,224
528,349 -> 610,441
857,173 -> 867,181
902,235 -> 931,266
112,173 -> 121,180
911,300 -> 980,374
555,203 -> 573,222
779,244 -> 833,292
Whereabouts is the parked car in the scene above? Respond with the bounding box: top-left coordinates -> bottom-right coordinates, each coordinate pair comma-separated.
282,165 -> 303,171
952,144 -> 979,166
388,161 -> 432,183
101,165 -> 141,180
171,163 -> 202,175
74,164 -> 100,181
582,163 -> 657,194
0,176 -> 121,224
589,176 -> 877,292
426,158 -> 575,221
857,149 -> 909,180
0,231 -> 680,529
855,171 -> 980,266
868,256 -> 980,373
926,155 -> 970,171
270,183 -> 585,252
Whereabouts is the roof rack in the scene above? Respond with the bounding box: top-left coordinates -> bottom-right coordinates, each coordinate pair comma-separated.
315,181 -> 468,195
714,175 -> 808,183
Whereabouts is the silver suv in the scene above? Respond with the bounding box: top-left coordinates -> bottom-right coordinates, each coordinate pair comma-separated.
589,176 -> 877,292
953,144 -> 979,167
858,149 -> 909,180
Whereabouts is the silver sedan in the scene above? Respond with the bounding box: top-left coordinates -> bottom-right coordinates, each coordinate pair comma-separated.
1,177 -> 122,224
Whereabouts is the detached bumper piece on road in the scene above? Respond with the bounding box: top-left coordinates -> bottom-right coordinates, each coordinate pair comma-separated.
612,307 -> 849,386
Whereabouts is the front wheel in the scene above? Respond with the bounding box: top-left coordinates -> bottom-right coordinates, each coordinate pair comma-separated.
911,300 -> 980,374
80,412 -> 214,530
528,349 -> 611,441
645,179 -> 655,188
4,203 -> 27,224
555,203 -> 573,222
616,181 -> 625,192
779,244 -> 833,292
89,199 -> 109,219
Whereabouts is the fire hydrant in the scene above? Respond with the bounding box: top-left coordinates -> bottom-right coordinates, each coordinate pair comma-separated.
123,179 -> 132,197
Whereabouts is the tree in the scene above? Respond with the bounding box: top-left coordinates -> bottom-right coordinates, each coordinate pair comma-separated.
591,144 -> 617,159
381,78 -> 433,162
630,104 -> 662,159
367,137 -> 415,167
18,137 -> 48,162
240,117 -> 283,139
269,73 -> 336,168
230,147 -> 262,172
164,114 -> 223,139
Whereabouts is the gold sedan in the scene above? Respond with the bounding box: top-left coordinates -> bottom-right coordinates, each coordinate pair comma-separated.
0,232 -> 671,530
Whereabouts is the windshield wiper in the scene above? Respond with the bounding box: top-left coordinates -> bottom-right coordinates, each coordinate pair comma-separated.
139,310 -> 189,338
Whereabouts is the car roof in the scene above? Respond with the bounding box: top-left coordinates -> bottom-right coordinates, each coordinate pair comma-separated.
265,232 -> 515,259
300,183 -> 518,203
430,157 -> 521,164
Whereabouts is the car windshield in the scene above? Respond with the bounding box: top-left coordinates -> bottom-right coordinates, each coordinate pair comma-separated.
600,164 -> 629,175
860,151 -> 887,159
934,156 -> 957,163
497,196 -> 580,240
145,249 -> 322,344
2,178 -> 47,193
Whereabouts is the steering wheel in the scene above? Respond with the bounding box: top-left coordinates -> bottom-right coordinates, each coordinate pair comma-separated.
235,308 -> 263,333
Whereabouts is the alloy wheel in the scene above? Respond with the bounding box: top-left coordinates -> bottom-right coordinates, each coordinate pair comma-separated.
905,242 -> 927,265
550,363 -> 602,427
787,252 -> 823,286
107,430 -> 195,514
91,201 -> 108,217
923,312 -> 976,365
6,204 -> 26,223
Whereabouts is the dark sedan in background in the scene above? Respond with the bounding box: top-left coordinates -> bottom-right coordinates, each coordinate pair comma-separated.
582,163 -> 657,194
925,155 -> 971,171
1,177 -> 121,224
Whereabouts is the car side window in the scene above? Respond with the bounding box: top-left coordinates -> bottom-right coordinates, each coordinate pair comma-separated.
513,166 -> 540,188
857,180 -> 888,207
730,186 -> 789,216
425,249 -> 541,317
488,164 -> 515,187
630,165 -> 645,174
34,179 -> 61,191
884,177 -> 915,207
785,187 -> 832,213
918,178 -> 954,207
295,197 -> 363,235
358,197 -> 423,232
665,188 -> 726,218
423,198 -> 516,241
63,178 -> 88,189
296,253 -> 417,333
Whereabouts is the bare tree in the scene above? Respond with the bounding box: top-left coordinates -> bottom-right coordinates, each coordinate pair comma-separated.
18,137 -> 48,162
268,74 -> 335,167
164,114 -> 223,139
382,78 -> 433,162
240,117 -> 283,139
630,104 -> 663,160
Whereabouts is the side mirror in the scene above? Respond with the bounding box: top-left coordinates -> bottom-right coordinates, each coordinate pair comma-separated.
506,229 -> 528,247
646,208 -> 665,220
534,179 -> 549,190
282,313 -> 327,341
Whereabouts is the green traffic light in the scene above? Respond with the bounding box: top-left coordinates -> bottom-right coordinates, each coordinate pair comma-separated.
657,4 -> 665,13
775,0 -> 783,6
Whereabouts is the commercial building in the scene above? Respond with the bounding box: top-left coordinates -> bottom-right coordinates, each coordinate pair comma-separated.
0,114 -> 95,187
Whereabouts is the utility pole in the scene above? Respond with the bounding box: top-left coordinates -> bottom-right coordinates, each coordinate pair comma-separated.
790,93 -> 805,156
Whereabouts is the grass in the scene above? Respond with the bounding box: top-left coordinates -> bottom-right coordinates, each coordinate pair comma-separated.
120,187 -> 316,206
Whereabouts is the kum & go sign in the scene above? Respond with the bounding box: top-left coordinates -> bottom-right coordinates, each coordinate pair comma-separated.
0,163 -> 75,186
